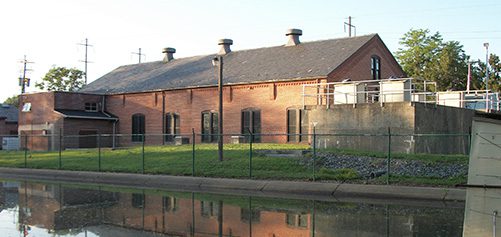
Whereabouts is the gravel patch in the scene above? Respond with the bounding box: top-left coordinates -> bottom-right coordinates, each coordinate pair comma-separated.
315,153 -> 467,178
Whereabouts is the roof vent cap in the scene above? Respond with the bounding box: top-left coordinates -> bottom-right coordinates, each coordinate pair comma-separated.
162,47 -> 176,63
218,39 -> 233,55
285,28 -> 302,46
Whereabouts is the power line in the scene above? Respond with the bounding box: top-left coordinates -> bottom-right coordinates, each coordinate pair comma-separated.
78,38 -> 93,84
356,2 -> 501,18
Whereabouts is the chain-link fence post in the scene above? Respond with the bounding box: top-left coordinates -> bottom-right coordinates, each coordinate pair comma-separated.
141,134 -> 145,174
248,129 -> 253,179
386,127 -> 391,185
58,128 -> 62,170
313,126 -> 317,182
98,133 -> 101,172
192,128 -> 195,177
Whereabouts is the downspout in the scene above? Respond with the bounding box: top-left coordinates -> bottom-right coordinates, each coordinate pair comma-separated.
162,92 -> 166,145
112,121 -> 116,149
102,94 -> 116,149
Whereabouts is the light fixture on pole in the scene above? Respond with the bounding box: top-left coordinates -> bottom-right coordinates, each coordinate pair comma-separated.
484,42 -> 490,91
212,56 -> 224,162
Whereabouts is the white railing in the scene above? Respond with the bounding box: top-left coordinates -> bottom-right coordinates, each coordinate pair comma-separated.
302,78 -> 500,112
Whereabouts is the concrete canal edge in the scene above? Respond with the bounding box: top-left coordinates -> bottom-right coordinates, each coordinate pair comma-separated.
0,168 -> 466,203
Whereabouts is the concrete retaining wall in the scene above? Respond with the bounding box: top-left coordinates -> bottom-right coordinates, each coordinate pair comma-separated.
309,102 -> 478,154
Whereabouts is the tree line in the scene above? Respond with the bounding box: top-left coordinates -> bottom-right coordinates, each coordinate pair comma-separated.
3,29 -> 500,106
396,29 -> 500,92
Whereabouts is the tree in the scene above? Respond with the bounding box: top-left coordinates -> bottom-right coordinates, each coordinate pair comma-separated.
430,41 -> 469,91
3,95 -> 19,107
469,54 -> 501,93
35,67 -> 85,92
487,54 -> 501,93
396,29 -> 469,91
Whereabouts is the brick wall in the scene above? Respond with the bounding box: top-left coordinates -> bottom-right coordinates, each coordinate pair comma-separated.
328,35 -> 405,81
106,79 -> 323,146
63,119 -> 115,149
0,120 -> 17,135
54,92 -> 103,111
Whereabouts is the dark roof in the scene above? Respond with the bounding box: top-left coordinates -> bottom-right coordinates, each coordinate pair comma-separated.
0,104 -> 18,122
80,34 -> 377,94
55,109 -> 118,121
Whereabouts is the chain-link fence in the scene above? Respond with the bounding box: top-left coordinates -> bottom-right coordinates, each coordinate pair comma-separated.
0,130 -> 470,184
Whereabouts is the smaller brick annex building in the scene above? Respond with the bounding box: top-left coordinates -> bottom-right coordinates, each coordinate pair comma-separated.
18,30 -> 405,150
0,104 -> 18,148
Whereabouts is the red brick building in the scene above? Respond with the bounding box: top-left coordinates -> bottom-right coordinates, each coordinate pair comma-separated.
19,30 -> 404,150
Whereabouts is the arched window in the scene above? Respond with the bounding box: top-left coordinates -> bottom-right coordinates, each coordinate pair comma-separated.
201,111 -> 218,143
131,113 -> 145,142
165,112 -> 180,142
241,108 -> 261,142
371,56 -> 381,80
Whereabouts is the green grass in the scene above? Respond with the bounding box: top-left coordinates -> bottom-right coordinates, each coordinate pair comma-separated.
316,168 -> 360,181
0,143 -> 468,186
0,143 -> 314,180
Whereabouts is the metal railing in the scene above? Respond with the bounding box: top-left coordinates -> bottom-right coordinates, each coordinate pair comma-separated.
302,78 -> 500,112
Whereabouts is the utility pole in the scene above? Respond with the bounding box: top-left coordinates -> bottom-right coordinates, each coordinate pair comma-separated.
78,38 -> 93,84
18,55 -> 33,94
212,56 -> 224,162
344,16 -> 356,37
484,42 -> 490,91
467,61 -> 472,92
132,48 -> 145,63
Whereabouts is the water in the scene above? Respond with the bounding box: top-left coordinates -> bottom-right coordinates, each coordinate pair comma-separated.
0,179 -> 465,237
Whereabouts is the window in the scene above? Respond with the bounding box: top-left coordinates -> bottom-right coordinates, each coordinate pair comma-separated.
132,193 -> 145,208
201,111 -> 218,143
21,103 -> 31,112
84,102 -> 98,112
286,213 -> 308,228
201,201 -> 219,218
241,208 -> 260,223
162,196 -> 179,212
300,110 -> 309,142
287,109 -> 309,142
131,113 -> 145,142
371,56 -> 381,80
241,108 -> 261,142
165,113 -> 180,142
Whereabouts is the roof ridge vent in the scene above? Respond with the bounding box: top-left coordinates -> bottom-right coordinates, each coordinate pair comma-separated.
285,28 -> 302,46
162,47 -> 176,63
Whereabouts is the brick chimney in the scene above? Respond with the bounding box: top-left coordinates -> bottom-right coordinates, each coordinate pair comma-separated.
162,47 -> 176,63
285,28 -> 302,46
218,39 -> 233,55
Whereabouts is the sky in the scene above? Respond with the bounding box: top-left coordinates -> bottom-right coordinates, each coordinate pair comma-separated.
1,0 -> 500,102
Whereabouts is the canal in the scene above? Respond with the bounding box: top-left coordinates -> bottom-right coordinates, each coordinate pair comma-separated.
0,179 -> 467,236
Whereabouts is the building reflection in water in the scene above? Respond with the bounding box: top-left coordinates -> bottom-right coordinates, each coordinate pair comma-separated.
1,181 -> 465,237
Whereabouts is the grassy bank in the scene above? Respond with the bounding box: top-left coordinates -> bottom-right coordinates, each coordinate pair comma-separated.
0,143 -> 468,186
0,144 -> 312,180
